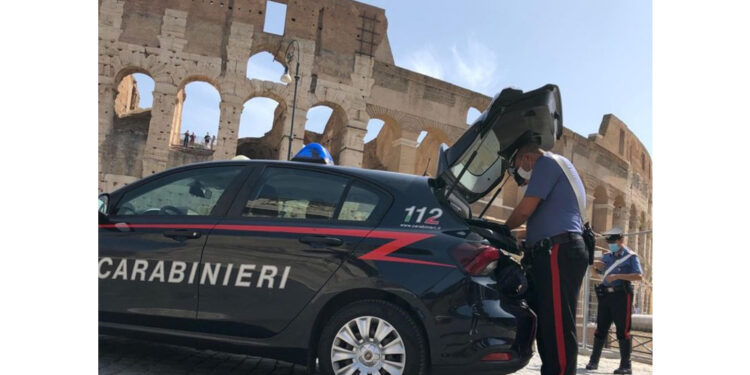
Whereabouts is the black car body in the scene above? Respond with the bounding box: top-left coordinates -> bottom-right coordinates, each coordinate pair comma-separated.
99,85 -> 563,375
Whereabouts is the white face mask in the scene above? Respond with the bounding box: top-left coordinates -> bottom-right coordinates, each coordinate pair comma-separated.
518,167 -> 532,180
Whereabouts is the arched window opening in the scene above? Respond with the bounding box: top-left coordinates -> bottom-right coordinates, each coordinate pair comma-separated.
305,104 -> 348,163
172,81 -> 221,151
363,118 -> 385,143
235,97 -> 282,159
414,129 -> 451,176
466,107 -> 482,125
304,106 -> 334,135
362,118 -> 387,170
246,51 -> 287,84
115,73 -> 154,117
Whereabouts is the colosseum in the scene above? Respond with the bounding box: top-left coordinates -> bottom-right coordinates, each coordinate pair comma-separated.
98,0 -> 652,313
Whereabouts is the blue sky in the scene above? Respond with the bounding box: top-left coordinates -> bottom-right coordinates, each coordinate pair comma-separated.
131,0 -> 651,153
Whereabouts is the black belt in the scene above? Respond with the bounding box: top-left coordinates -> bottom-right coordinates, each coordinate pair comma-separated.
549,232 -> 583,245
530,232 -> 583,258
595,283 -> 632,294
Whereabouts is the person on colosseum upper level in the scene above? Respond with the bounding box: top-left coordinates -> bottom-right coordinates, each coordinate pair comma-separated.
183,130 -> 190,148
204,132 -> 211,148
189,132 -> 195,146
505,140 -> 588,375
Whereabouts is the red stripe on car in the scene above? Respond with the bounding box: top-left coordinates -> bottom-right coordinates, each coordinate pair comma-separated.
99,223 -> 454,268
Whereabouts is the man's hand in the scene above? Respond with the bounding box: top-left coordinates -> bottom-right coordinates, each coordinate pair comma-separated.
506,196 -> 542,229
605,274 -> 619,283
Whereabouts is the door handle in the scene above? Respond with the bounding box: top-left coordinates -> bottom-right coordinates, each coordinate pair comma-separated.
163,229 -> 202,240
299,236 -> 343,247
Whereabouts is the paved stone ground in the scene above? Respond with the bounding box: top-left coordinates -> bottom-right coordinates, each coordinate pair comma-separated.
99,335 -> 652,374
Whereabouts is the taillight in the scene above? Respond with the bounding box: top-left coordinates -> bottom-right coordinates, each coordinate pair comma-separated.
481,352 -> 512,361
451,244 -> 500,276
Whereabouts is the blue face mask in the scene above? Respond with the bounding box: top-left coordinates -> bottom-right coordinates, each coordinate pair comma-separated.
608,243 -> 620,253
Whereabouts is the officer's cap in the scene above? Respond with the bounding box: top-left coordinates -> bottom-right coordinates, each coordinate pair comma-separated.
602,227 -> 624,243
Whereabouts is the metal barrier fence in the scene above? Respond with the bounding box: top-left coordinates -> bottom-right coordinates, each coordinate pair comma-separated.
576,247 -> 653,363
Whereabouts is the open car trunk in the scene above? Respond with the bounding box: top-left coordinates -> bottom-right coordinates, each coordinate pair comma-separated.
435,84 -> 563,207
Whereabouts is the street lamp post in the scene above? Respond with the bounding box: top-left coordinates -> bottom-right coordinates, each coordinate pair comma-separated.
280,39 -> 301,160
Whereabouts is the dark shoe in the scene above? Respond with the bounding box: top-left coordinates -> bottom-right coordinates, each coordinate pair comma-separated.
613,338 -> 632,374
586,337 -> 606,370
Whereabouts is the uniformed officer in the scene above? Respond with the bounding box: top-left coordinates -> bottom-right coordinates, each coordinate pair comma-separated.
506,141 -> 589,375
585,228 -> 643,374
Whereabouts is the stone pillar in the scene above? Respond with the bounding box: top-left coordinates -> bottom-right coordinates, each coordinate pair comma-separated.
277,107 -> 308,161
142,81 -> 179,177
592,202 -> 614,233
585,194 -> 595,227
213,96 -> 244,160
386,130 -> 421,174
98,81 -> 117,192
170,89 -> 186,146
628,215 -> 641,251
98,82 -> 117,149
337,118 -> 368,168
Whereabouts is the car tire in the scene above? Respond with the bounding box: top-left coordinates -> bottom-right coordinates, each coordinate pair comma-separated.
317,299 -> 427,375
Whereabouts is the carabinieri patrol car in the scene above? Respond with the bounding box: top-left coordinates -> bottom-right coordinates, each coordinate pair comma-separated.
99,84 -> 564,375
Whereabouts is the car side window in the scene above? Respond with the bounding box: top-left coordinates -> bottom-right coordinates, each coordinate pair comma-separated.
114,166 -> 243,216
242,168 -> 348,220
337,183 -> 382,222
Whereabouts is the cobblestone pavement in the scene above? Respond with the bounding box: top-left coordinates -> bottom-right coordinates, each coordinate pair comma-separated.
99,335 -> 652,374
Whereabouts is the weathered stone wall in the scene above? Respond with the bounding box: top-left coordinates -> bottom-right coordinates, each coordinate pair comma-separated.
114,75 -> 139,116
98,0 -> 652,313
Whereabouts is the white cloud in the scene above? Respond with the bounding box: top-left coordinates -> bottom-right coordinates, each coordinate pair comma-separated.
404,48 -> 445,80
451,38 -> 499,93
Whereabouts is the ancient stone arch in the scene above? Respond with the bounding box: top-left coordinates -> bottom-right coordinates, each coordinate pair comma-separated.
169,77 -> 223,148
414,127 -> 452,176
246,49 -> 288,83
309,101 -> 349,163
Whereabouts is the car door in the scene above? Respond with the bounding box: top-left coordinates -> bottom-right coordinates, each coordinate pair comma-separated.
196,165 -> 390,338
99,165 -> 249,328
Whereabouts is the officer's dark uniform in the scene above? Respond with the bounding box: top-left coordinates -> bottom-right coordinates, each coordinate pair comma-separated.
586,229 -> 643,374
522,152 -> 589,375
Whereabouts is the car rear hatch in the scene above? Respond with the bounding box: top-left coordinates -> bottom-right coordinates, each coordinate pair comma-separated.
435,84 -> 563,205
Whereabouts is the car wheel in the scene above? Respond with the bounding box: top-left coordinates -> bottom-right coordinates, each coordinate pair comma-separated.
317,300 -> 427,375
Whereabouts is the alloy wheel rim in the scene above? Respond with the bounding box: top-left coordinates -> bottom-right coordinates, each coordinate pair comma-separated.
331,316 -> 406,375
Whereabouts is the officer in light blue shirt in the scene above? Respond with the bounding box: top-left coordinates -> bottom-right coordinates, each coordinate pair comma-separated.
597,230 -> 643,287
506,142 -> 588,375
586,228 -> 643,374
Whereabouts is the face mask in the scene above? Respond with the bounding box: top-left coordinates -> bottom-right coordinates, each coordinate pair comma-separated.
518,167 -> 532,180
608,243 -> 620,253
